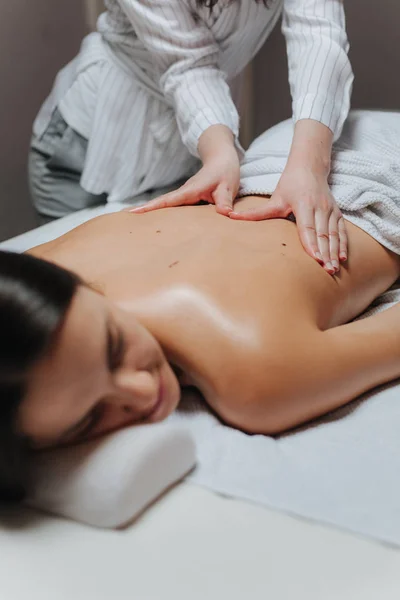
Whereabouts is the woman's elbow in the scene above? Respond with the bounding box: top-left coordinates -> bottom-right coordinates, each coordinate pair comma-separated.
216,383 -> 295,436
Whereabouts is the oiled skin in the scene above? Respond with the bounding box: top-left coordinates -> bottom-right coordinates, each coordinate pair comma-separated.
29,196 -> 400,433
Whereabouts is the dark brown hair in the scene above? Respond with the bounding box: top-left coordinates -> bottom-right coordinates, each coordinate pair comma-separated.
0,251 -> 81,503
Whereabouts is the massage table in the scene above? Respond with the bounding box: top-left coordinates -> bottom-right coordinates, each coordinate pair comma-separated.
1,204 -> 400,600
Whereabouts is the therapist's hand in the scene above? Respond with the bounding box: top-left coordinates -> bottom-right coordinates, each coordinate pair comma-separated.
129,151 -> 240,216
230,166 -> 347,275
128,125 -> 240,216
230,119 -> 348,275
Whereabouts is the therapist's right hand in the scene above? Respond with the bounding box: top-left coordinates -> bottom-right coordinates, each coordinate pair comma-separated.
128,125 -> 240,216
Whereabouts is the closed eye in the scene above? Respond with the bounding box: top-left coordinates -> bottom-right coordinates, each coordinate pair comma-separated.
60,402 -> 106,444
106,321 -> 126,372
74,403 -> 106,441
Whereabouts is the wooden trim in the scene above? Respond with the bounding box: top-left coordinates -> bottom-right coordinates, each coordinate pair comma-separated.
84,0 -> 104,30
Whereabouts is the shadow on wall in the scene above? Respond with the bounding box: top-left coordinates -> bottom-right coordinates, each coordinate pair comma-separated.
252,0 -> 400,138
0,0 -> 88,242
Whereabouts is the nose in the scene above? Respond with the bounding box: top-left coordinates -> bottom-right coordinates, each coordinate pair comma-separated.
114,369 -> 158,413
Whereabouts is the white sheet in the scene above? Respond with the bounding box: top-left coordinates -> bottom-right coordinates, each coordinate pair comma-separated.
2,485 -> 400,600
174,385 -> 400,547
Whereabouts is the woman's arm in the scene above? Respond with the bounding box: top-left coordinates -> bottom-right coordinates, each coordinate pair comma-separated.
217,301 -> 400,435
277,119 -> 347,271
231,0 -> 354,273
211,228 -> 400,435
282,0 -> 353,270
283,0 -> 353,141
117,0 -> 241,158
119,0 -> 241,213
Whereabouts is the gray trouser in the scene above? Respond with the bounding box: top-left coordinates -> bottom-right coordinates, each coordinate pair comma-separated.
28,110 -> 107,220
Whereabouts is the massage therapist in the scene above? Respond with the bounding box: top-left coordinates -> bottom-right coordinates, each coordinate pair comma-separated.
29,0 -> 353,273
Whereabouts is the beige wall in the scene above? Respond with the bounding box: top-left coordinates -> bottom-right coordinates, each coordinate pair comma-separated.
0,0 -> 87,241
252,0 -> 400,138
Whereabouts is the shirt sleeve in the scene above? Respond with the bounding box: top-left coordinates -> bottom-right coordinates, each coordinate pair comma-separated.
282,0 -> 354,141
117,0 -> 241,157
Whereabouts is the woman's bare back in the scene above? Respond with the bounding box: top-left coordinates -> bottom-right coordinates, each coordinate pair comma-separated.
29,198 -> 400,432
31,198 -> 399,323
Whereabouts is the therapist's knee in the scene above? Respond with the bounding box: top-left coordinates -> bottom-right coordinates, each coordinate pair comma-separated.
28,143 -> 104,219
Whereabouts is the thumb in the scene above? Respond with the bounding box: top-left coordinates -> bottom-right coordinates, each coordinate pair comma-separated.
229,195 -> 290,221
212,183 -> 235,216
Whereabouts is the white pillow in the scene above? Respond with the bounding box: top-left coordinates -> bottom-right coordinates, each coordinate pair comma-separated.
26,422 -> 196,529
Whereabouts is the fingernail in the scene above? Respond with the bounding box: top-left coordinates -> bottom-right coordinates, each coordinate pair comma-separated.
315,252 -> 323,262
332,260 -> 339,271
325,262 -> 334,273
340,253 -> 347,262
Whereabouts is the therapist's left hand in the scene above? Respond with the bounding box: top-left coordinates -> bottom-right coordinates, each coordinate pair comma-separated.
229,166 -> 347,275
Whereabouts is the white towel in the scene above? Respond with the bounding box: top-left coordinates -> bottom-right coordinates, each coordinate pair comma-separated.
240,110 -> 400,256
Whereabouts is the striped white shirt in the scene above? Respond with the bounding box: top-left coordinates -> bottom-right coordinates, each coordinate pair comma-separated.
34,0 -> 353,203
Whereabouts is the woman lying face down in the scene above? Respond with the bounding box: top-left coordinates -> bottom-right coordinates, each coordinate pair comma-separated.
2,196 -> 400,503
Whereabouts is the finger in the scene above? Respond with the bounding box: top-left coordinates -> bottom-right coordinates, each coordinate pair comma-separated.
315,210 -> 334,274
128,193 -> 183,213
229,196 -> 289,221
121,205 -> 144,212
328,211 -> 340,272
338,216 -> 348,262
212,183 -> 235,216
128,186 -> 198,213
295,206 -> 322,264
